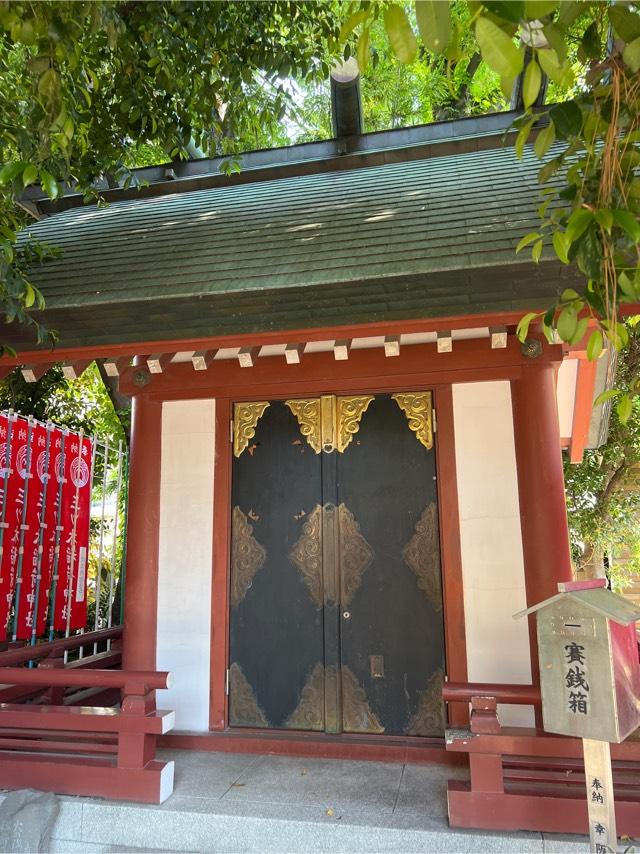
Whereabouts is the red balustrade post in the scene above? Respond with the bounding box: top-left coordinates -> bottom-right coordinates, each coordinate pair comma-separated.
38,649 -> 66,704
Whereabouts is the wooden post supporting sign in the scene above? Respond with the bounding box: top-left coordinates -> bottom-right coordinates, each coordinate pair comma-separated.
583,738 -> 616,853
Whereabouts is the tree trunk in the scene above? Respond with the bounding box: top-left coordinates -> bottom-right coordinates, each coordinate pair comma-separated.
574,542 -> 606,580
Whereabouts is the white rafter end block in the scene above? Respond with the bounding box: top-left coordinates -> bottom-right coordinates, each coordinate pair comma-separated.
437,331 -> 453,353
333,339 -> 351,361
238,346 -> 260,368
285,344 -> 303,364
384,335 -> 401,357
490,326 -> 508,349
192,349 -> 216,371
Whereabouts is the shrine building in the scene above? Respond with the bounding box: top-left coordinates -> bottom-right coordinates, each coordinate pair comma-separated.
2,101 -> 626,764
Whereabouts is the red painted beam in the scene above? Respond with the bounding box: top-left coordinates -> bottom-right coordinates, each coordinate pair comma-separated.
0,667 -> 171,691
160,730 -> 466,766
445,728 -> 640,761
0,310 -> 527,367
120,337 -> 562,399
0,704 -> 174,734
0,755 -> 172,804
443,682 -> 541,706
568,357 -> 598,464
447,783 -> 640,835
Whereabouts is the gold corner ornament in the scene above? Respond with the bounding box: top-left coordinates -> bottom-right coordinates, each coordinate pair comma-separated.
391,392 -> 433,450
335,395 -> 374,453
285,398 -> 322,453
233,401 -> 270,457
285,394 -> 374,454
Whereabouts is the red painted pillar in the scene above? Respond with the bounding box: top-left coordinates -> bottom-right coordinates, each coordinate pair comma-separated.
511,363 -> 573,688
122,390 -> 162,671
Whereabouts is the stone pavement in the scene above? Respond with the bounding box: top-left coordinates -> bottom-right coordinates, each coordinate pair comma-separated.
19,750 -> 592,853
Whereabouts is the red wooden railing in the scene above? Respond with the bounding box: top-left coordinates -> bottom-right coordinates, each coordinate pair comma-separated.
442,681 -> 640,836
0,626 -> 123,705
0,625 -> 122,667
0,625 -> 175,803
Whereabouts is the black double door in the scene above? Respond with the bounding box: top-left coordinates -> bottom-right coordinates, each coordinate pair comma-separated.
228,392 -> 445,737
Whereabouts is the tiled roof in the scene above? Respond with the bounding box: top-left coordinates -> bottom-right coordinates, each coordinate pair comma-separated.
11,142 -> 580,350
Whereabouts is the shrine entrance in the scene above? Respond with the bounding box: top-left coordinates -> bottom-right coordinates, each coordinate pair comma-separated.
228,392 -> 445,737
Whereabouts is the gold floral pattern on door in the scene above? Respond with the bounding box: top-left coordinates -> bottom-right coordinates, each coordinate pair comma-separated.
231,506 -> 266,607
406,667 -> 446,736
228,662 -> 269,728
402,502 -> 442,612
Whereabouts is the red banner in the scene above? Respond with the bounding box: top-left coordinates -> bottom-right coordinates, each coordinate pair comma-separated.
14,423 -> 61,640
0,413 -> 21,641
0,415 -> 92,640
53,433 -> 92,632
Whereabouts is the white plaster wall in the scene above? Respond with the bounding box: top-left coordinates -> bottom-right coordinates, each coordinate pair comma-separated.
156,399 -> 215,731
556,359 -> 578,439
452,381 -> 534,726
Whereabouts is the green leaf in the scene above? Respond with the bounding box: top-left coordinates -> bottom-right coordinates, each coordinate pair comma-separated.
525,1 -> 557,17
561,288 -> 580,302
622,36 -> 640,73
537,48 -> 560,79
549,101 -> 582,139
618,272 -> 638,301
580,21 -> 601,61
537,48 -> 573,86
552,230 -> 570,264
570,316 -> 589,346
522,59 -> 542,108
383,5 -> 418,64
516,232 -> 541,253
356,28 -> 370,71
608,5 -> 640,43
565,208 -> 593,245
483,1 -> 524,23
38,67 -> 60,99
516,311 -> 539,342
532,238 -> 543,263
415,0 -> 450,54
612,209 -> 640,244
39,169 -> 59,200
538,156 -> 562,183
475,16 -> 524,81
557,307 -> 578,341
616,322 -> 630,349
586,329 -> 603,361
24,283 -> 35,309
22,164 -> 38,187
557,1 -> 581,28
0,161 -> 25,185
616,394 -> 633,424
339,10 -> 369,42
594,209 -> 613,233
594,389 -> 620,407
514,116 -> 535,159
534,120 -> 555,159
